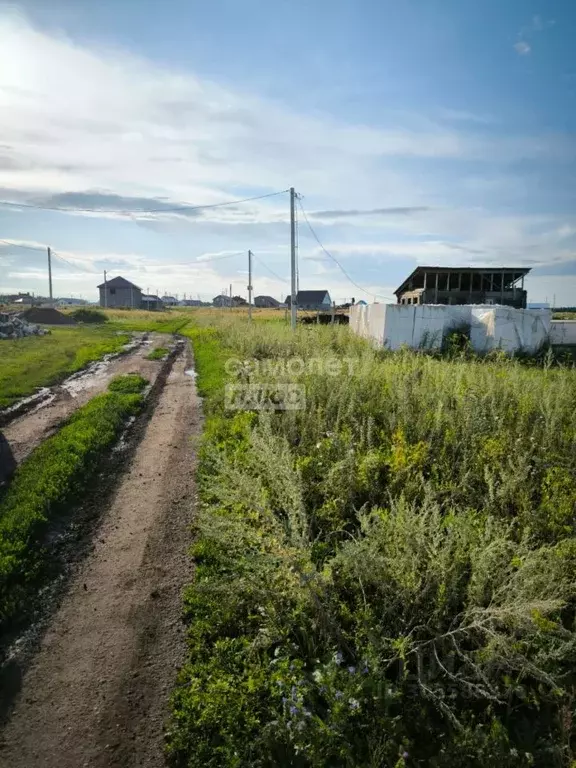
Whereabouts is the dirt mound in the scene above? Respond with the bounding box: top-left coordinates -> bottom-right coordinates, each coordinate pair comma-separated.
20,307 -> 77,325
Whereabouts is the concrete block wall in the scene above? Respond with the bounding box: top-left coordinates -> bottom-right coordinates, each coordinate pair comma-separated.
349,304 -> 551,354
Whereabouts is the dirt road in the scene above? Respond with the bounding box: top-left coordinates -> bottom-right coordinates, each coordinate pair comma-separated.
3,333 -> 171,465
0,344 -> 200,768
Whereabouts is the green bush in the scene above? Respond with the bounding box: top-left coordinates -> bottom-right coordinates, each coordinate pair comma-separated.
70,308 -> 108,324
0,387 -> 144,626
146,347 -> 170,361
168,320 -> 576,767
107,373 -> 148,394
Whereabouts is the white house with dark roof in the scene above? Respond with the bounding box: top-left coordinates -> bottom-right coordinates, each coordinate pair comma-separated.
98,276 -> 143,309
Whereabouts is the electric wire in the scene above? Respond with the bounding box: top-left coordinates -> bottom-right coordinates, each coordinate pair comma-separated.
297,198 -> 395,301
0,238 -> 45,252
0,189 -> 289,215
252,253 -> 290,284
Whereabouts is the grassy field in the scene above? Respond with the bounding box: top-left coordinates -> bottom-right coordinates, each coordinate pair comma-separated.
168,316 -> 576,767
0,326 -> 130,409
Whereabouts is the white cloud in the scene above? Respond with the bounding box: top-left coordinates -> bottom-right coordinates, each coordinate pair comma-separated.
0,12 -> 573,305
514,41 -> 531,55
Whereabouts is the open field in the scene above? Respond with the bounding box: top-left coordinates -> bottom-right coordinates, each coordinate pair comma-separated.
0,326 -> 130,409
168,315 -> 576,767
1,310 -> 575,766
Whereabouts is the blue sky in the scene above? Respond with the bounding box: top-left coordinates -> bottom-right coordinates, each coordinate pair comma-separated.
0,0 -> 575,304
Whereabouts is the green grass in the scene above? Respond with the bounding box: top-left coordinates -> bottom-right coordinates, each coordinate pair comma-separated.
0,375 -> 147,627
103,308 -> 191,334
146,346 -> 170,361
0,326 -> 130,409
168,319 -> 576,767
108,373 -> 148,393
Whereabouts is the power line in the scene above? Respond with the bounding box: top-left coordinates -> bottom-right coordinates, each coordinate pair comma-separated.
0,189 -> 289,215
297,197 -> 394,301
252,253 -> 290,284
0,238 -> 45,252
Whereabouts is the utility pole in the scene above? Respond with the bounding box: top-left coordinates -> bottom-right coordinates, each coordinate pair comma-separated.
47,246 -> 53,305
229,283 -> 233,310
290,187 -> 297,330
104,270 -> 108,308
248,250 -> 253,321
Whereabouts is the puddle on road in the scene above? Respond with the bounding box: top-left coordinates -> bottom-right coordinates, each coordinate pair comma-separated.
184,368 -> 197,379
0,335 -> 149,425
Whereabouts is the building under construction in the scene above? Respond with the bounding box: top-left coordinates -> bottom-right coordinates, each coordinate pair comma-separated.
395,267 -> 530,308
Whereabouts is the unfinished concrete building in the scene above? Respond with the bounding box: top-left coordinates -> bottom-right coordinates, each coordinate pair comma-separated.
395,266 -> 530,308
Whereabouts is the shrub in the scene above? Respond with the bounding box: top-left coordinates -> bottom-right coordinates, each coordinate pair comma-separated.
70,308 -> 108,324
168,320 -> 576,766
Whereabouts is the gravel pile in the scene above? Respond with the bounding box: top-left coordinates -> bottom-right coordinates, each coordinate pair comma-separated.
0,312 -> 50,340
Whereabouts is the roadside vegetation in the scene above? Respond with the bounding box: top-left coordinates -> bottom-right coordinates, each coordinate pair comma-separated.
103,308 -> 191,334
69,308 -> 108,324
0,374 -> 147,629
0,326 -> 130,410
169,317 -> 576,767
146,346 -> 170,361
108,373 -> 148,393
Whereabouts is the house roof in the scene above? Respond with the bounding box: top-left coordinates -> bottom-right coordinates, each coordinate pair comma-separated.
255,295 -> 279,303
295,290 -> 330,304
142,294 -> 161,301
394,266 -> 531,296
97,275 -> 142,290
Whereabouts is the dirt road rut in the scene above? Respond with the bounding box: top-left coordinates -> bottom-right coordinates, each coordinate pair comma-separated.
3,332 -> 171,465
0,343 -> 200,768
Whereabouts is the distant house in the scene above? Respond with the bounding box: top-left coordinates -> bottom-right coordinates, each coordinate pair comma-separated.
286,290 -> 332,311
213,294 -> 231,307
98,276 -> 143,309
180,299 -> 204,307
162,295 -> 178,306
254,295 -> 280,308
141,294 -> 163,311
394,267 -> 530,308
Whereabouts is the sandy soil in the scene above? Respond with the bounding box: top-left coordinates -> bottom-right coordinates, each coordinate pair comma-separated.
3,332 -> 172,465
0,343 -> 200,768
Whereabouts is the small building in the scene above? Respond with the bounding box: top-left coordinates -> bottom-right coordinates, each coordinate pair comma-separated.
213,294 -> 231,307
395,267 -> 530,309
98,276 -> 142,309
254,295 -> 280,308
286,290 -> 332,311
180,299 -> 204,307
162,295 -> 178,306
141,294 -> 163,311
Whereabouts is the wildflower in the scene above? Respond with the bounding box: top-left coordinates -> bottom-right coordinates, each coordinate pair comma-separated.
303,708 -> 312,718
319,685 -> 327,694
290,705 -> 299,716
335,691 -> 343,699
402,751 -> 409,760
349,698 -> 360,710
348,666 -> 356,675
296,721 -> 306,732
334,651 -> 344,666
